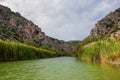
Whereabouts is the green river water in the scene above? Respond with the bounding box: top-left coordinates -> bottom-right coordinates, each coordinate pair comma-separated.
0,57 -> 120,80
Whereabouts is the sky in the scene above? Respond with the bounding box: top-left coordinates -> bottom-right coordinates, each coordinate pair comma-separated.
0,0 -> 120,41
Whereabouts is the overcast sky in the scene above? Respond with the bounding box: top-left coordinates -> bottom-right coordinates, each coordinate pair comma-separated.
0,0 -> 120,41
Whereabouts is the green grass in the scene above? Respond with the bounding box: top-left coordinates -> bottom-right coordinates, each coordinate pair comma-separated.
77,39 -> 120,63
81,35 -> 108,46
0,39 -> 57,61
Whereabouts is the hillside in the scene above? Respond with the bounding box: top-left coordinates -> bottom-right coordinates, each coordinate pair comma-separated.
77,8 -> 120,64
90,8 -> 120,39
0,4 -> 78,53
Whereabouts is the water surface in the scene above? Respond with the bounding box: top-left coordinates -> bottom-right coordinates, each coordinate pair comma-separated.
0,57 -> 120,80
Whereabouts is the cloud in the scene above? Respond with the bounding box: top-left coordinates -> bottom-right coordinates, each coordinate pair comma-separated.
0,0 -> 120,41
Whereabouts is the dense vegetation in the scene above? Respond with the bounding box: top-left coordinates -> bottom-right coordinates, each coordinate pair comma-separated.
76,37 -> 120,63
81,35 -> 108,45
0,39 -> 58,61
0,26 -> 22,41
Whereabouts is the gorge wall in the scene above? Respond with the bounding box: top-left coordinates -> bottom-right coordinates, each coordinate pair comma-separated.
0,5 -> 77,53
90,8 -> 120,39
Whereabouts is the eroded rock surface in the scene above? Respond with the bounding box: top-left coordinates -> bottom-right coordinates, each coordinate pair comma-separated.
90,8 -> 120,39
0,5 -> 78,53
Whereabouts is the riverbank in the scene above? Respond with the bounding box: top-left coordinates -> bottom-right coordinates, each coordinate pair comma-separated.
76,39 -> 120,65
0,39 -> 58,61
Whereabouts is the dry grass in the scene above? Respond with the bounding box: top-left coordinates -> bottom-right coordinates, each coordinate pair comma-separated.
77,39 -> 120,64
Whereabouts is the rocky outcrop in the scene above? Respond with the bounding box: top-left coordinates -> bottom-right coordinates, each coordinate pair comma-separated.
90,8 -> 120,39
0,5 -> 77,53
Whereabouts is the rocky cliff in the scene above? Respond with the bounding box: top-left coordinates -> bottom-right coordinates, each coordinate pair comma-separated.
90,8 -> 120,39
0,5 -> 77,53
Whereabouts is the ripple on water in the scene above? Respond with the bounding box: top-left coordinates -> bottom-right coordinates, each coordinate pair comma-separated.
0,57 -> 120,80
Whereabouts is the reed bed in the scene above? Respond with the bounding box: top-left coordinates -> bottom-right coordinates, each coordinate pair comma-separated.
78,39 -> 120,63
0,40 -> 57,61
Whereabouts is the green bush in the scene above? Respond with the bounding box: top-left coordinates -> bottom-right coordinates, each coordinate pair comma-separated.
82,35 -> 108,46
24,40 -> 38,47
39,45 -> 59,54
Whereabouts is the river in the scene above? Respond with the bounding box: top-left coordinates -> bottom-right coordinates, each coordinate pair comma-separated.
0,57 -> 120,80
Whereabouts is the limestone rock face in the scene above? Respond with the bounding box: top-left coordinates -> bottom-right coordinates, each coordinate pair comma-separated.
90,8 -> 120,39
0,5 -> 78,53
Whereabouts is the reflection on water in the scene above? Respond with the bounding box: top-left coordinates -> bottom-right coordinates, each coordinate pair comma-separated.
0,57 -> 120,80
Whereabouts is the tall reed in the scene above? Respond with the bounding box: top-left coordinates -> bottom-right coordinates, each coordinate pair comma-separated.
78,39 -> 120,63
0,39 -> 57,61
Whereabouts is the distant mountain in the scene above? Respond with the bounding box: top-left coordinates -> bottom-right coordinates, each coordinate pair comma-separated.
0,4 -> 78,53
90,8 -> 120,39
